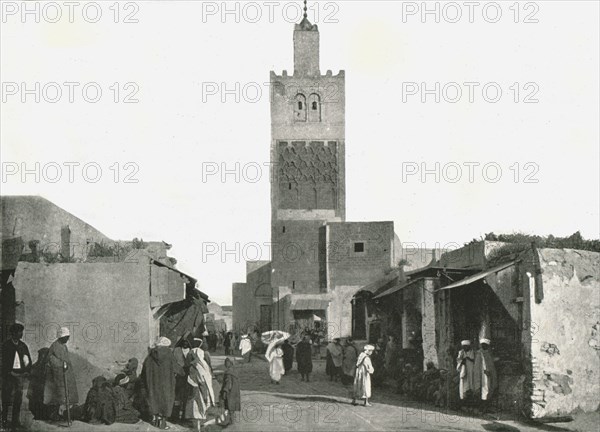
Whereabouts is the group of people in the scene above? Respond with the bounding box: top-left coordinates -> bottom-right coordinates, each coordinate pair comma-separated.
206,331 -> 242,355
455,338 -> 498,412
261,333 -> 376,407
0,323 -> 242,431
2,323 -> 81,430
1,320 -> 500,431
325,337 -> 360,385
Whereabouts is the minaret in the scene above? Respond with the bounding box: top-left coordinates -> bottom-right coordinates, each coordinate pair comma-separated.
269,0 -> 346,301
294,0 -> 320,76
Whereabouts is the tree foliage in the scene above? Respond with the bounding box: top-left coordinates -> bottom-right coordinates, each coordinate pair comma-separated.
476,231 -> 599,252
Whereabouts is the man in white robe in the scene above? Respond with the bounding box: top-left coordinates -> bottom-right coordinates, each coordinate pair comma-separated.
474,338 -> 497,411
456,339 -> 475,405
352,344 -> 375,407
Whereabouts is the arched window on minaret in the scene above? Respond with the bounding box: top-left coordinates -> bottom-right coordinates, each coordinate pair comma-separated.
294,94 -> 307,122
308,93 -> 321,122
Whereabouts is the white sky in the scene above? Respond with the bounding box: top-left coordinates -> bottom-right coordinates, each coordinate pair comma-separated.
1,1 -> 599,305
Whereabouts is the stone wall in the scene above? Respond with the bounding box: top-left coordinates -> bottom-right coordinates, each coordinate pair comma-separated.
232,282 -> 249,332
327,221 -> 394,288
271,220 -> 324,294
1,196 -> 112,261
232,261 -> 273,333
527,248 -> 600,417
11,262 -> 152,396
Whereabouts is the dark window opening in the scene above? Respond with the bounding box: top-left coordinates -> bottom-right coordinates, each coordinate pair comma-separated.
282,226 -> 286,233
354,242 -> 365,253
292,281 -> 295,290
312,101 -> 318,110
298,101 -> 303,109
289,183 -> 292,190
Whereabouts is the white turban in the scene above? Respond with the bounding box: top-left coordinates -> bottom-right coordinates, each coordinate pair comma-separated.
461,340 -> 471,346
479,338 -> 491,345
155,337 -> 171,347
363,344 -> 375,351
57,327 -> 70,339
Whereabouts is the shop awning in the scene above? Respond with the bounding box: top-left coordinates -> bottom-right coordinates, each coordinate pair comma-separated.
290,298 -> 330,311
373,277 -> 423,299
437,261 -> 517,291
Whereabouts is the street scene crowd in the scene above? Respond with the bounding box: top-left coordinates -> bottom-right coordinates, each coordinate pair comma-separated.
2,321 -> 500,431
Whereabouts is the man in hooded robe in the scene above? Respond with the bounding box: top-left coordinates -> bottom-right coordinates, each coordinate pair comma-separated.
43,327 -> 79,420
341,338 -> 358,386
83,376 -> 115,425
456,339 -> 475,405
352,344 -> 375,407
185,338 -> 216,431
265,339 -> 285,384
296,334 -> 313,382
384,335 -> 400,379
122,358 -> 138,383
172,339 -> 192,422
27,347 -> 49,420
112,374 -> 141,424
281,339 -> 294,374
473,338 -> 497,411
326,338 -> 343,382
218,357 -> 241,425
141,336 -> 182,430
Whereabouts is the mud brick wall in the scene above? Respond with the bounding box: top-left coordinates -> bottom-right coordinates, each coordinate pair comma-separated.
527,248 -> 600,417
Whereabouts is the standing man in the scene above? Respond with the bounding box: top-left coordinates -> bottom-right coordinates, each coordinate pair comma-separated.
281,339 -> 294,375
1,323 -> 32,429
384,336 -> 400,380
218,357 -> 241,426
474,338 -> 497,412
186,338 -> 215,431
326,338 -> 343,382
223,332 -> 233,356
43,327 -> 79,421
341,338 -> 358,386
352,344 -> 375,407
296,334 -> 313,382
239,335 -> 252,363
456,339 -> 475,408
141,337 -> 183,429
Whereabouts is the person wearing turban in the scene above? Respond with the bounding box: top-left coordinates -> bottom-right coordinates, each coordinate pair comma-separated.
141,336 -> 183,429
43,327 -> 79,420
473,338 -> 497,411
456,339 -> 475,405
351,345 -> 375,407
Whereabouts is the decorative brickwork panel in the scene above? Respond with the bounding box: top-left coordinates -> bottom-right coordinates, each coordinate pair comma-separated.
277,140 -> 338,210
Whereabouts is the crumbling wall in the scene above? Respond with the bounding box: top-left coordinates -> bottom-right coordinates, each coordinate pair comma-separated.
421,278 -> 439,368
328,285 -> 360,338
528,248 -> 600,417
12,262 -> 151,395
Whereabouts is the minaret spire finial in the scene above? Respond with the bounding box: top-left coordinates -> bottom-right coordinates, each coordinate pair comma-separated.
297,0 -> 316,31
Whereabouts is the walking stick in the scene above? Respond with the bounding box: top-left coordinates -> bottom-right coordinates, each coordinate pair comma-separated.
63,362 -> 71,427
